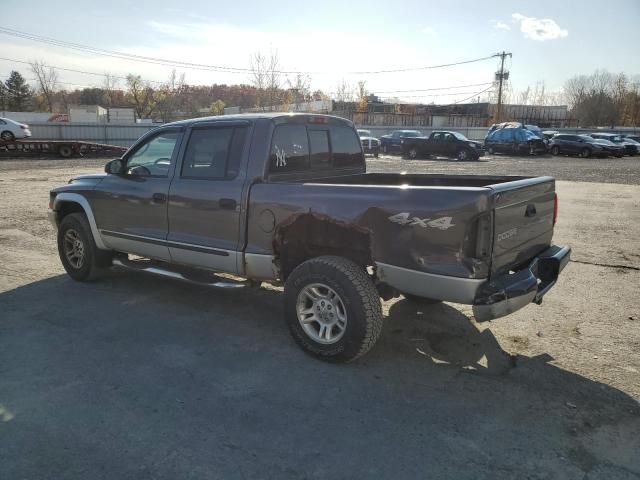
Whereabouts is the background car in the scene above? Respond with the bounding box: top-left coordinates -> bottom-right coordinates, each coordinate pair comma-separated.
549,134 -> 608,158
589,138 -> 625,157
379,129 -> 422,154
623,134 -> 640,143
484,126 -> 547,155
0,117 -> 32,141
357,129 -> 380,157
590,133 -> 638,155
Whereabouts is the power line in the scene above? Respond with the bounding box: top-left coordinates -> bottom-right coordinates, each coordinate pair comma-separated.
0,57 -> 495,95
453,85 -> 494,104
373,82 -> 492,94
0,26 -> 500,76
0,56 -> 166,84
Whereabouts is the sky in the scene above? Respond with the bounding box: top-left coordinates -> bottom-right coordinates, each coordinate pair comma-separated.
1,0 -> 639,105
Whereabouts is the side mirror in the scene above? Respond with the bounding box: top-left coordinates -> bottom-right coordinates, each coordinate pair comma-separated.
105,159 -> 124,175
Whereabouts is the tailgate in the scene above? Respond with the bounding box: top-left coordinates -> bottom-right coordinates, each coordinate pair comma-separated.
490,177 -> 556,275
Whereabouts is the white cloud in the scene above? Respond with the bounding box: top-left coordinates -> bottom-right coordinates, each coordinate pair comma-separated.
493,21 -> 511,31
511,13 -> 568,41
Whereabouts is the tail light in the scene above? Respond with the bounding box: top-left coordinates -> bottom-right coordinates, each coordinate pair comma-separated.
553,193 -> 558,225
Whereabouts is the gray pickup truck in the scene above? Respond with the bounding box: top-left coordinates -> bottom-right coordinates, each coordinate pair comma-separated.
49,113 -> 570,362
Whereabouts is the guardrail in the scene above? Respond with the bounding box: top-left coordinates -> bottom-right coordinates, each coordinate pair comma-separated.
25,122 -> 158,147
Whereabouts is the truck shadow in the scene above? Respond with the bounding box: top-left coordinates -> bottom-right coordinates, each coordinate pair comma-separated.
1,271 -> 639,478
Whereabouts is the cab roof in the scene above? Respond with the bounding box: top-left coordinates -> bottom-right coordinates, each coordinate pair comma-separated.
165,112 -> 352,127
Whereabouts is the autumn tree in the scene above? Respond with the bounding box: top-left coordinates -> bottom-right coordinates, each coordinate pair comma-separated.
125,74 -> 156,119
250,50 -> 281,111
30,60 -> 59,112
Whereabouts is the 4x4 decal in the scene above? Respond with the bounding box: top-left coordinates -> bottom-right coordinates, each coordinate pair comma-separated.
388,213 -> 455,230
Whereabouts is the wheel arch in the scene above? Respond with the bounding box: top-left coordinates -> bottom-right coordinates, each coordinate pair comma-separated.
273,213 -> 373,280
52,193 -> 107,249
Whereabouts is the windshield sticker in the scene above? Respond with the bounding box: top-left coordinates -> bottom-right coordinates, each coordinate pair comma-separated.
274,145 -> 287,167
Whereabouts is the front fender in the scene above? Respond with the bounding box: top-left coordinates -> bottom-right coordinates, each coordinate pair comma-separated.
51,192 -> 108,250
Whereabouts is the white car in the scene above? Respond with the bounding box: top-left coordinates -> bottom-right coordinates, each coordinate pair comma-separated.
0,117 -> 32,141
357,129 -> 380,157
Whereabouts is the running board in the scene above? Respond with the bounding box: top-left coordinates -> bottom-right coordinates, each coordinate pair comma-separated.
112,257 -> 248,289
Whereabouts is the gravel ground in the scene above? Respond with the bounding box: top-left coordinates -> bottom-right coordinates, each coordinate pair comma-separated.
367,153 -> 640,185
0,155 -> 639,479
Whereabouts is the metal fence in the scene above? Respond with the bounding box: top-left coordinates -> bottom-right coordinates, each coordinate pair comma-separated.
21,121 -> 640,148
355,125 -> 640,142
26,122 -> 157,147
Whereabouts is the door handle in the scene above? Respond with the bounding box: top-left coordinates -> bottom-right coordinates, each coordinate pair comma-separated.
525,204 -> 537,217
219,198 -> 237,210
152,193 -> 167,204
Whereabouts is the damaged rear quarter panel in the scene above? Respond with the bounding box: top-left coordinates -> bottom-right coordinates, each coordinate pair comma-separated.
246,182 -> 493,279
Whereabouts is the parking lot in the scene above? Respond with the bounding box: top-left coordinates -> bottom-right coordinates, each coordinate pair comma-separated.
1,154 -> 639,479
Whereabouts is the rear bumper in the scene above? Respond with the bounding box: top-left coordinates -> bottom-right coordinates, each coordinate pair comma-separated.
472,245 -> 571,321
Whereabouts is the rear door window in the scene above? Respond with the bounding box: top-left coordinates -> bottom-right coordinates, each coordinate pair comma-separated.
181,126 -> 247,179
270,124 -> 310,173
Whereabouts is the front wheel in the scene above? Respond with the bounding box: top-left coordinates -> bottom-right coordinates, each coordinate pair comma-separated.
381,144 -> 388,154
407,147 -> 418,159
579,148 -> 591,158
1,130 -> 15,141
57,213 -> 112,281
284,256 -> 383,363
551,146 -> 560,156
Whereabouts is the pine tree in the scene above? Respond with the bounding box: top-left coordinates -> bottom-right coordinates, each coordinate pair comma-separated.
5,71 -> 32,111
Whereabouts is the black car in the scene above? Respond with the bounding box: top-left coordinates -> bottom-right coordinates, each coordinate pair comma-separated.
485,126 -> 547,155
590,138 -> 625,158
549,134 -> 608,158
401,131 -> 484,161
589,133 -> 639,156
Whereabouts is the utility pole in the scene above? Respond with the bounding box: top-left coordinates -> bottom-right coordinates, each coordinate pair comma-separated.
495,51 -> 512,123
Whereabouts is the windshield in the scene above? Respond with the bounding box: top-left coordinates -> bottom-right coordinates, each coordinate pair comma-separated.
402,131 -> 422,137
451,132 -> 469,141
357,130 -> 371,137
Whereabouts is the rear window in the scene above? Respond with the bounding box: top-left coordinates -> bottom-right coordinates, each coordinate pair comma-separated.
269,123 -> 363,174
330,125 -> 362,168
270,124 -> 310,173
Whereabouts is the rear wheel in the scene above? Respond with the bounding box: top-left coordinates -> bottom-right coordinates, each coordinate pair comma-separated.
487,146 -> 495,155
1,130 -> 15,141
407,147 -> 418,159
382,144 -> 388,154
579,148 -> 591,158
284,256 -> 383,363
403,293 -> 442,305
57,213 -> 112,281
58,145 -> 73,158
455,149 -> 470,161
551,146 -> 560,156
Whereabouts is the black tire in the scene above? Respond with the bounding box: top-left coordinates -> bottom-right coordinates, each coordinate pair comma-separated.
284,256 -> 383,363
382,144 -> 388,154
57,212 -> 112,281
551,146 -> 560,156
403,293 -> 442,305
487,146 -> 495,155
408,147 -> 418,159
455,148 -> 470,161
579,148 -> 591,158
58,145 -> 73,158
1,130 -> 15,141
373,151 -> 379,158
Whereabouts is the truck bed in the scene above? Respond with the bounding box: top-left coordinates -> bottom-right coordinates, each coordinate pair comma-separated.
308,172 -> 531,188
